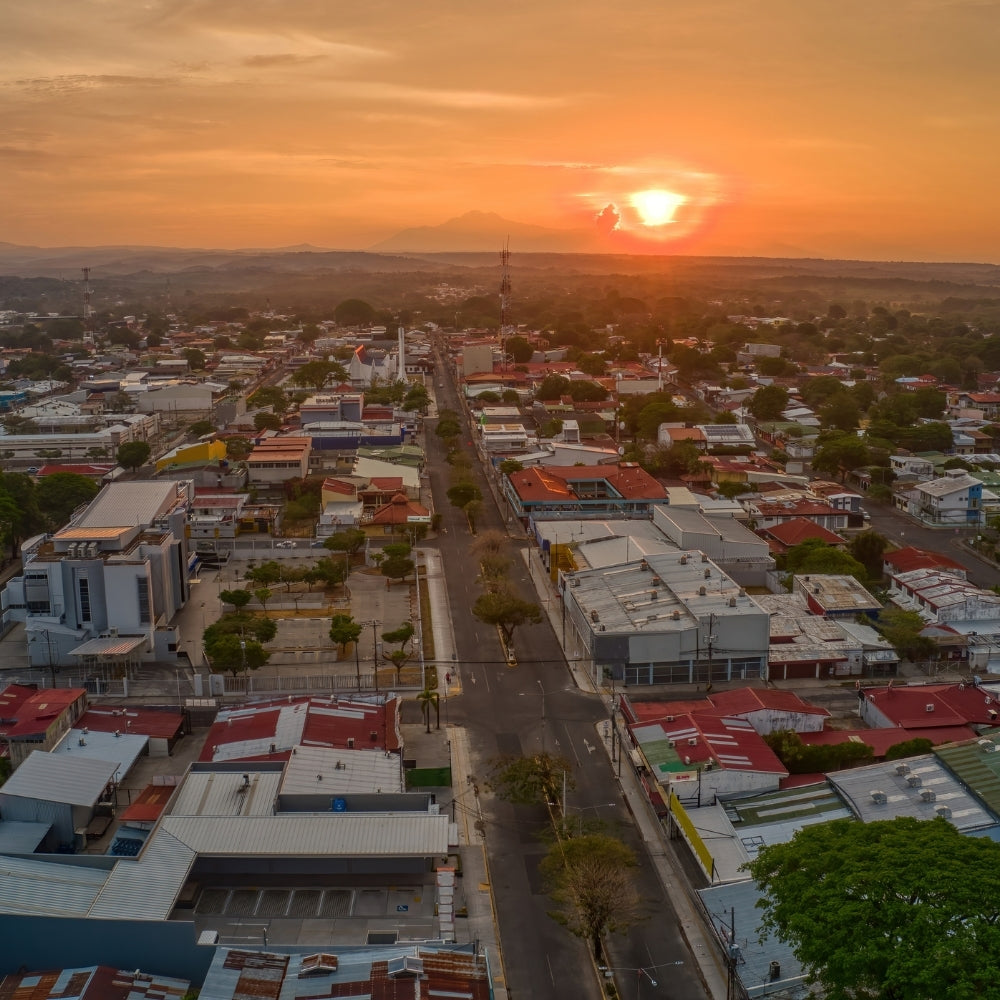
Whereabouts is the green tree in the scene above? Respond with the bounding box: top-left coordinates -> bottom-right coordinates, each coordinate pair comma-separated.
188,419 -> 215,437
506,336 -> 534,363
540,834 -> 642,960
812,434 -> 869,481
254,587 -> 272,612
848,531 -> 889,581
289,360 -> 348,391
182,347 -> 207,371
536,374 -> 571,401
329,614 -> 362,656
747,818 -> 1000,1000
785,539 -> 868,583
749,385 -> 789,421
471,586 -> 543,646
253,411 -> 283,432
877,606 -> 936,662
334,298 -> 377,325
34,472 -> 99,530
324,528 -> 366,557
248,385 -> 289,414
219,589 -> 252,613
884,737 -> 934,761
381,552 -> 415,585
417,687 -> 440,732
382,621 -> 415,680
447,482 -> 482,509
486,751 -> 575,806
498,459 -> 523,476
116,440 -> 152,471
819,392 -> 861,432
204,632 -> 270,676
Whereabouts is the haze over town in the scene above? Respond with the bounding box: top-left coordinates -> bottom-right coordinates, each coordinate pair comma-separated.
5,0 -> 1000,261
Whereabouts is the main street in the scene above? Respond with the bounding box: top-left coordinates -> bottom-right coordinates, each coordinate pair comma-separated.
425,348 -> 709,1000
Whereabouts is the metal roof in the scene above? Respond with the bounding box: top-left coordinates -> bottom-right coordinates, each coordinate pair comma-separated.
0,855 -> 110,916
51,729 -> 148,776
76,481 -> 183,528
159,813 -> 449,857
168,770 -> 282,817
280,745 -> 403,796
88,829 -> 195,920
0,750 -> 119,806
70,635 -> 147,657
0,820 -> 51,854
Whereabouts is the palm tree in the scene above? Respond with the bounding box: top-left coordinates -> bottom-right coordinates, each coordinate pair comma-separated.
417,687 -> 440,733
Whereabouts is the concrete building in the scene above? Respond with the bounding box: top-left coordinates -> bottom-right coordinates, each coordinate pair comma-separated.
561,550 -> 770,687
790,574 -> 882,618
3,480 -> 194,668
909,469 -> 983,526
245,436 -> 311,485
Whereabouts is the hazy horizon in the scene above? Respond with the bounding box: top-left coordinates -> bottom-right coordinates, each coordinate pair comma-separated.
6,2 -> 1000,263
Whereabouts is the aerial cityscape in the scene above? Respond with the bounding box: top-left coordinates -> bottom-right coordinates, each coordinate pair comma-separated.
3,3 -> 1000,1000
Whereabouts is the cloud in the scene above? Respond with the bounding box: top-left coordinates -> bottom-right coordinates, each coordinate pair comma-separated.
594,203 -> 621,233
241,53 -> 327,69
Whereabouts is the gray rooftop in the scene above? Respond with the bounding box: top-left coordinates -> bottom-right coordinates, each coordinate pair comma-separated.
168,769 -> 283,817
0,750 -> 119,806
76,480 -> 184,528
280,745 -> 403,796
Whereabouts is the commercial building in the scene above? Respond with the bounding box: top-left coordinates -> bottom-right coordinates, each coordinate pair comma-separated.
4,481 -> 194,669
561,551 -> 770,686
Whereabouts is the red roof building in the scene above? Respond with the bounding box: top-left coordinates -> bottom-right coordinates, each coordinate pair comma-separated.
367,493 -> 431,530
759,517 -> 845,552
0,966 -> 190,999
0,684 -> 88,768
859,681 -> 1000,732
883,545 -> 967,579
199,696 -> 402,762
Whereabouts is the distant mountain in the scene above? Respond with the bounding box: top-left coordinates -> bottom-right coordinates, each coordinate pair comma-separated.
368,210 -> 605,254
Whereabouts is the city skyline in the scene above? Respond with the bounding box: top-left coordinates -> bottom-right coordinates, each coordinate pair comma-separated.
5,1 -> 1000,262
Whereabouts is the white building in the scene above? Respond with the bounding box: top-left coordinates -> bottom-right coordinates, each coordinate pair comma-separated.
3,481 -> 193,668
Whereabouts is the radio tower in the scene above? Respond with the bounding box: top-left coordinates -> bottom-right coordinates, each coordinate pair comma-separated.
499,238 -> 511,372
81,267 -> 94,344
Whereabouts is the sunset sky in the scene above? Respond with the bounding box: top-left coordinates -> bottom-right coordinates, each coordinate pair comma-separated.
4,1 -> 1000,261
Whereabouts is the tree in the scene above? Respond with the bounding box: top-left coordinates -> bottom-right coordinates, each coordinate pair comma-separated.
812,434 -> 869,481
506,335 -> 534,363
447,482 -> 482,509
884,737 -> 934,761
329,614 -> 362,656
498,459 -> 524,476
188,419 -> 215,438
204,632 -> 270,676
877,606 -> 937,662
116,440 -> 151,471
248,385 -> 289,414
748,385 -> 789,421
254,587 -> 273,612
785,539 -> 868,583
381,552 -> 415,585
34,472 -> 99,530
253,411 -> 283,432
540,834 -> 642,960
747,817 -> 1000,1000
382,621 -> 415,680
471,586 -> 543,646
536,374 -> 571,401
182,347 -> 207,371
417,687 -> 440,732
324,528 -> 366,557
289,360 -> 348,391
219,589 -> 252,613
486,751 -> 575,806
0,473 -> 44,555
334,298 -> 377,325
819,392 -> 861,432
848,531 -> 889,581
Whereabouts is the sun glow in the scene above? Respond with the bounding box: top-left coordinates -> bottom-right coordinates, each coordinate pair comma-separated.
629,188 -> 686,226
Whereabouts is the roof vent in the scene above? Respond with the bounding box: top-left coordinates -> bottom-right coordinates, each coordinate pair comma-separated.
640,559 -> 649,571
688,737 -> 698,747
813,586 -> 820,594
906,775 -> 922,788
925,703 -> 935,713
870,789 -> 887,804
701,553 -> 708,563
650,590 -> 658,601
698,586 -> 706,596
347,737 -> 355,748
684,755 -> 692,765
704,568 -> 711,579
78,737 -> 86,747
370,730 -> 378,741
936,805 -> 952,819
920,788 -> 936,803
652,576 -> 662,586
672,609 -> 680,620
895,763 -> 910,776
590,610 -> 600,622
728,597 -> 737,608
680,555 -> 688,565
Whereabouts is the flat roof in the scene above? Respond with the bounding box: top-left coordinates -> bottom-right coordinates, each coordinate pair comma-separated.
0,750 -> 119,806
280,745 -> 403,796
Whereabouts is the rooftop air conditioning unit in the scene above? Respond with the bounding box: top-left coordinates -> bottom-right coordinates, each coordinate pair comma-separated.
652,576 -> 662,586
688,737 -> 698,746
705,760 -> 714,771
704,568 -> 711,579
666,715 -> 675,722
701,553 -> 708,563
109,626 -> 119,637
895,763 -> 910,775
570,577 -> 580,588
698,586 -> 706,596
906,775 -> 922,788
667,739 -> 675,749
728,597 -> 737,608
650,590 -> 658,601
936,805 -> 952,819
599,624 -> 607,631
679,555 -> 688,565
920,789 -> 936,803
925,703 -> 935,713
347,737 -> 355,748
672,610 -> 680,620
590,610 -> 600,622
978,739 -> 994,751
870,789 -> 887,804
813,586 -> 820,594
640,559 -> 649,571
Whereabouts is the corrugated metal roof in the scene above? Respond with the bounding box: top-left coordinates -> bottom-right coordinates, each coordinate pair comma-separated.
0,855 -> 109,916
280,746 -> 402,796
89,829 -> 195,920
0,820 -> 51,854
69,635 -> 147,657
160,813 -> 449,857
51,729 -> 148,776
0,750 -> 119,806
169,770 -> 282,817
76,481 -> 180,528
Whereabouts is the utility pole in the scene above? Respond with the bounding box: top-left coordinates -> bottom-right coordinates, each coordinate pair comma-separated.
537,679 -> 546,754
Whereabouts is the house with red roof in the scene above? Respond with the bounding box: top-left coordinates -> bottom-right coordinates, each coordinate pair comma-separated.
365,493 -> 431,536
746,497 -> 848,533
758,517 -> 845,553
0,684 -> 87,769
199,695 -> 401,762
858,681 -> 1000,735
883,545 -> 967,580
77,705 -> 184,756
502,462 -> 668,522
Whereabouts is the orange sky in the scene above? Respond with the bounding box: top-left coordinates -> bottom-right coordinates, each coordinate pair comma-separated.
4,1 -> 1000,261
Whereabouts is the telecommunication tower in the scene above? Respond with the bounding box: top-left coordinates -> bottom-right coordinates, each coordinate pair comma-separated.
81,267 -> 94,343
499,238 -> 512,371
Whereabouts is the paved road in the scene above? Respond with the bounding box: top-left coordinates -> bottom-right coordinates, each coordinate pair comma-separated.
864,501 -> 1000,588
426,347 -> 708,1000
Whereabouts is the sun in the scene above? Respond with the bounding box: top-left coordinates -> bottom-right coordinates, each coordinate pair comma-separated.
629,188 -> 686,227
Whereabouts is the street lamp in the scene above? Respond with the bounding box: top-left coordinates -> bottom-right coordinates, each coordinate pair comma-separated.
564,801 -> 616,835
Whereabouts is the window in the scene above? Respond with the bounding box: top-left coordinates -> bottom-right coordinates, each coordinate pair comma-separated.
78,576 -> 91,623
137,576 -> 151,624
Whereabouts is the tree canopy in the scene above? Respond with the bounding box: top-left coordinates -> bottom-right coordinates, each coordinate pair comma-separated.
471,586 -> 543,645
116,440 -> 151,471
785,538 -> 868,582
748,817 -> 1000,1000
34,472 -> 99,530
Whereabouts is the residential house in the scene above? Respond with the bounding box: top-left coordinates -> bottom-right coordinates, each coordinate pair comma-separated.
909,469 -> 983,526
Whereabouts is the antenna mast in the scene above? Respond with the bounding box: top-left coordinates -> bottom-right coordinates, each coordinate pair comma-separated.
499,238 -> 511,372
81,267 -> 94,344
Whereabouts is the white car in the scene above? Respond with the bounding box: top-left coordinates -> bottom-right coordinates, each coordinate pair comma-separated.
275,540 -> 296,548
